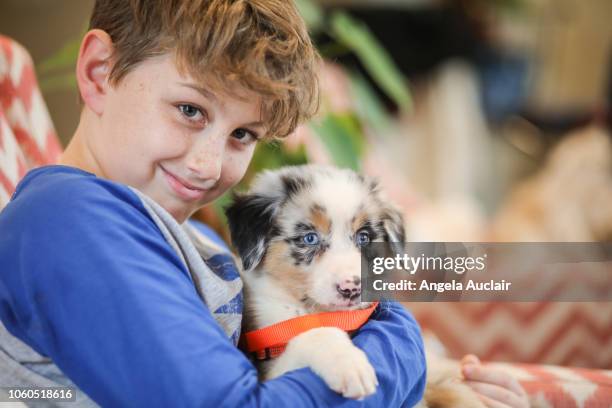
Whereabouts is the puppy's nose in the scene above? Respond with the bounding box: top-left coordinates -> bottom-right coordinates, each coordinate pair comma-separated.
336,277 -> 361,300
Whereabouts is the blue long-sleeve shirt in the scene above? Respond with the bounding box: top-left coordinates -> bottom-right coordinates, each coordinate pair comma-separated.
0,165 -> 426,407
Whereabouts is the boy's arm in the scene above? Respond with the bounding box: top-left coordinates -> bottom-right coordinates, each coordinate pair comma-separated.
278,302 -> 427,407
352,302 -> 427,407
0,184 -> 425,407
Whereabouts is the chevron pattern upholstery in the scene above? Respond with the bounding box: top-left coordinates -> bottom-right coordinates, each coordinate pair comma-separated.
405,302 -> 612,369
407,303 -> 612,406
0,35 -> 61,210
489,362 -> 612,407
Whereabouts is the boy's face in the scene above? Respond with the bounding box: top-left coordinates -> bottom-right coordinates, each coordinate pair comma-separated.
89,54 -> 264,223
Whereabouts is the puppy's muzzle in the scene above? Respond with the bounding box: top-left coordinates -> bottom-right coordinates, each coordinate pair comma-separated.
336,276 -> 361,300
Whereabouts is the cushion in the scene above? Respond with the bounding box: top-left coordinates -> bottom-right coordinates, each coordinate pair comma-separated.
0,35 -> 61,210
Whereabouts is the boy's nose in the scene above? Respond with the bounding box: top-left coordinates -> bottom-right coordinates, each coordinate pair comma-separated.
186,144 -> 224,186
186,159 -> 221,186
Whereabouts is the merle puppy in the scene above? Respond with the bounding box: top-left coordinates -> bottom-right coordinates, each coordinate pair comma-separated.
226,164 -> 485,406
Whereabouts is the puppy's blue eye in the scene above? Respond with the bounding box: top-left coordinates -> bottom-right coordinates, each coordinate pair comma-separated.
356,231 -> 370,247
303,232 -> 320,245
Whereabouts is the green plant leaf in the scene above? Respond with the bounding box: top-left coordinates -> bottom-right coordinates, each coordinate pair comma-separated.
329,11 -> 411,111
39,73 -> 78,93
37,38 -> 81,75
294,0 -> 325,33
310,113 -> 364,171
242,141 -> 308,185
348,70 -> 393,134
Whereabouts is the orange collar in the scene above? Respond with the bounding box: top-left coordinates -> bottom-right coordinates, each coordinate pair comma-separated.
240,302 -> 379,361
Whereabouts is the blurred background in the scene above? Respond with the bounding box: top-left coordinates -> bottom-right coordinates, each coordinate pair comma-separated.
1,0 -> 611,369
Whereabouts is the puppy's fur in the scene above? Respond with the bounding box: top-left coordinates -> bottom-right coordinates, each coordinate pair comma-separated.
226,165 -> 484,406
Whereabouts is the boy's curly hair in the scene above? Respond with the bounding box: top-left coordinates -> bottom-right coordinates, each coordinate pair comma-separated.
90,0 -> 320,139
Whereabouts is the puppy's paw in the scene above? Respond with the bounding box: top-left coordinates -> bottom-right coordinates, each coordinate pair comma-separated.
310,343 -> 378,399
279,327 -> 378,399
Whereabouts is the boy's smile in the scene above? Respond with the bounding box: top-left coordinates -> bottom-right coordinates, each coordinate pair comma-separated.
160,164 -> 210,201
62,49 -> 264,223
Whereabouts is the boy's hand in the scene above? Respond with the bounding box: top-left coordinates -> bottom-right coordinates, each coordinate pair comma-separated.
461,354 -> 529,408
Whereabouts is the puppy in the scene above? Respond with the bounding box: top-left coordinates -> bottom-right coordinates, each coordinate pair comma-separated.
226,165 -> 484,406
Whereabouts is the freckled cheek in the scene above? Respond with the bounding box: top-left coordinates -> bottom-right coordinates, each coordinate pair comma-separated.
220,151 -> 253,187
148,122 -> 193,160
129,94 -> 191,156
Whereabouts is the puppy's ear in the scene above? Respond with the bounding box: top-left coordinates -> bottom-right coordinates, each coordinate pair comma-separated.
225,170 -> 311,272
382,204 -> 406,245
225,193 -> 279,272
366,176 -> 406,243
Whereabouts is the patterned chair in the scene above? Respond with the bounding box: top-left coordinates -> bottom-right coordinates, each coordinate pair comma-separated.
1,34 -> 611,407
0,34 -> 61,208
406,302 -> 612,407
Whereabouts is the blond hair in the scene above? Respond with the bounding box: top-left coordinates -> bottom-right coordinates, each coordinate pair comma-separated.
90,0 -> 320,138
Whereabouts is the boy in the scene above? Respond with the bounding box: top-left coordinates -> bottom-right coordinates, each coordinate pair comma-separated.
0,1 -> 527,407
0,1 -> 427,406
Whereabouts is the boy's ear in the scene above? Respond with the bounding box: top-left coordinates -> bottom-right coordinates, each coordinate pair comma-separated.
76,29 -> 114,115
225,193 -> 281,273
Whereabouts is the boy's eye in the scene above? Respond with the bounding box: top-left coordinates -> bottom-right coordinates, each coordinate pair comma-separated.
178,104 -> 205,122
232,128 -> 258,145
